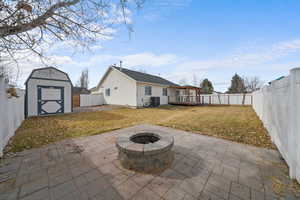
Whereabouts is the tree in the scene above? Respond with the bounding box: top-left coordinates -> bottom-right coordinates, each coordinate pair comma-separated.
0,57 -> 20,85
244,76 -> 263,92
200,78 -> 214,94
76,68 -> 89,88
227,73 -> 246,93
0,0 -> 144,60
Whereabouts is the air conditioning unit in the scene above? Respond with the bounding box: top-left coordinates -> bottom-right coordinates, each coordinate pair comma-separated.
150,97 -> 160,107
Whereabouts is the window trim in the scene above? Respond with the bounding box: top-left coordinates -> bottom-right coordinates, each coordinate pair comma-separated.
105,88 -> 110,96
145,86 -> 152,96
162,88 -> 168,96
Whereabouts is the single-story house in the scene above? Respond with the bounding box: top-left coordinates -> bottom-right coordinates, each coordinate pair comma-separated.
89,86 -> 97,93
92,66 -> 184,107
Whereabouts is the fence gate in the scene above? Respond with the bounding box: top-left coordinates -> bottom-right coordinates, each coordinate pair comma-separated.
37,86 -> 64,115
72,95 -> 80,108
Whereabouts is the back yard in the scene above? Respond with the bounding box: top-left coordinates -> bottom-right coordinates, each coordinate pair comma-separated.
7,105 -> 275,153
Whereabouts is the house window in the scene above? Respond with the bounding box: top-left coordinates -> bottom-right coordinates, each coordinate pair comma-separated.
105,88 -> 110,96
163,88 -> 168,96
145,86 -> 152,96
175,90 -> 180,96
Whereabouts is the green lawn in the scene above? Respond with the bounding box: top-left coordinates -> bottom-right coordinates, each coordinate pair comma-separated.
6,105 -> 275,153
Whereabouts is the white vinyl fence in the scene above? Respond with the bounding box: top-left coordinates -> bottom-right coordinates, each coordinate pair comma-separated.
0,77 -> 25,157
169,93 -> 253,105
80,94 -> 104,107
252,68 -> 300,182
201,93 -> 252,105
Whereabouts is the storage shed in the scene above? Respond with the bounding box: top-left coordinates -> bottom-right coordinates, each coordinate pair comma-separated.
25,67 -> 73,118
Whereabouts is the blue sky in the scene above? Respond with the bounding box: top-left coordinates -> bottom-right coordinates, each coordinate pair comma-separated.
20,0 -> 300,91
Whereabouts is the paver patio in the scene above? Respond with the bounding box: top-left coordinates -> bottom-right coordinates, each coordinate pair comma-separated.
0,124 -> 297,200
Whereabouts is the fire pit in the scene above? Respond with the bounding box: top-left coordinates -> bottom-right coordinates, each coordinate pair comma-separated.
116,132 -> 174,173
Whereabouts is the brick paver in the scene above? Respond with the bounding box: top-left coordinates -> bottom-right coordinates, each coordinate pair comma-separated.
0,124 -> 297,199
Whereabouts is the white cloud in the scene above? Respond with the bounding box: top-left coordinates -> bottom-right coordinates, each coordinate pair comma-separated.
10,51 -> 179,86
3,50 -> 76,87
169,38 -> 300,75
121,53 -> 179,67
73,52 -> 179,69
162,38 -> 300,88
142,0 -> 192,21
11,38 -> 300,91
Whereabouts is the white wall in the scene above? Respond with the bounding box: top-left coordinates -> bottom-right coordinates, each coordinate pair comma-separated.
136,82 -> 169,107
252,68 -> 300,183
80,94 -> 104,107
95,68 -> 137,106
26,79 -> 72,117
0,77 -> 24,157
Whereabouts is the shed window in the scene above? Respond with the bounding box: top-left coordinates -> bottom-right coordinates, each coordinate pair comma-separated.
163,88 -> 168,96
105,88 -> 110,96
145,86 -> 152,96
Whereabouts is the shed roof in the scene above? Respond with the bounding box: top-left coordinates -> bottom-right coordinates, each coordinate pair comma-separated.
25,67 -> 72,86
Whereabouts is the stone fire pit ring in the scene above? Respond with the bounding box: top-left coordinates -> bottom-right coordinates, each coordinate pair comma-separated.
116,132 -> 174,173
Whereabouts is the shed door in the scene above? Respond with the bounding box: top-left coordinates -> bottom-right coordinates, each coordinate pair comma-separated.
37,86 -> 64,115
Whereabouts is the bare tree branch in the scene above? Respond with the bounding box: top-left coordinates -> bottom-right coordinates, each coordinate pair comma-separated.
244,76 -> 264,92
0,0 -> 144,61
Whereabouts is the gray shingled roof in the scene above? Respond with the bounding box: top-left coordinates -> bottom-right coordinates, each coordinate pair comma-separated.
113,67 -> 178,86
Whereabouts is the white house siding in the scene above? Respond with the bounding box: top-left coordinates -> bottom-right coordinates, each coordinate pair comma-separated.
96,69 -> 137,107
26,79 -> 72,117
136,82 -> 169,107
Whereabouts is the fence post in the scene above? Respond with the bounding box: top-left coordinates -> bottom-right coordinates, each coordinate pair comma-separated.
288,68 -> 300,181
228,95 -> 230,105
0,78 -> 8,157
0,78 -> 4,157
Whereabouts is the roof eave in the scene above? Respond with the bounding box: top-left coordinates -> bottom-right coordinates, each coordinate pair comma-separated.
136,81 -> 176,87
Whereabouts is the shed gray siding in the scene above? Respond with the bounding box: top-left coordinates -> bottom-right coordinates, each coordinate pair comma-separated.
25,67 -> 73,117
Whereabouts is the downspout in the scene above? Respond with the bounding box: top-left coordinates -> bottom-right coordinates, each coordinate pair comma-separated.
136,82 -> 139,108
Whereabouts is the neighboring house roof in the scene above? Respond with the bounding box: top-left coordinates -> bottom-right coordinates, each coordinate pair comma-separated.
89,86 -> 97,92
112,66 -> 178,86
268,76 -> 285,85
213,91 -> 223,94
72,87 -> 90,95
